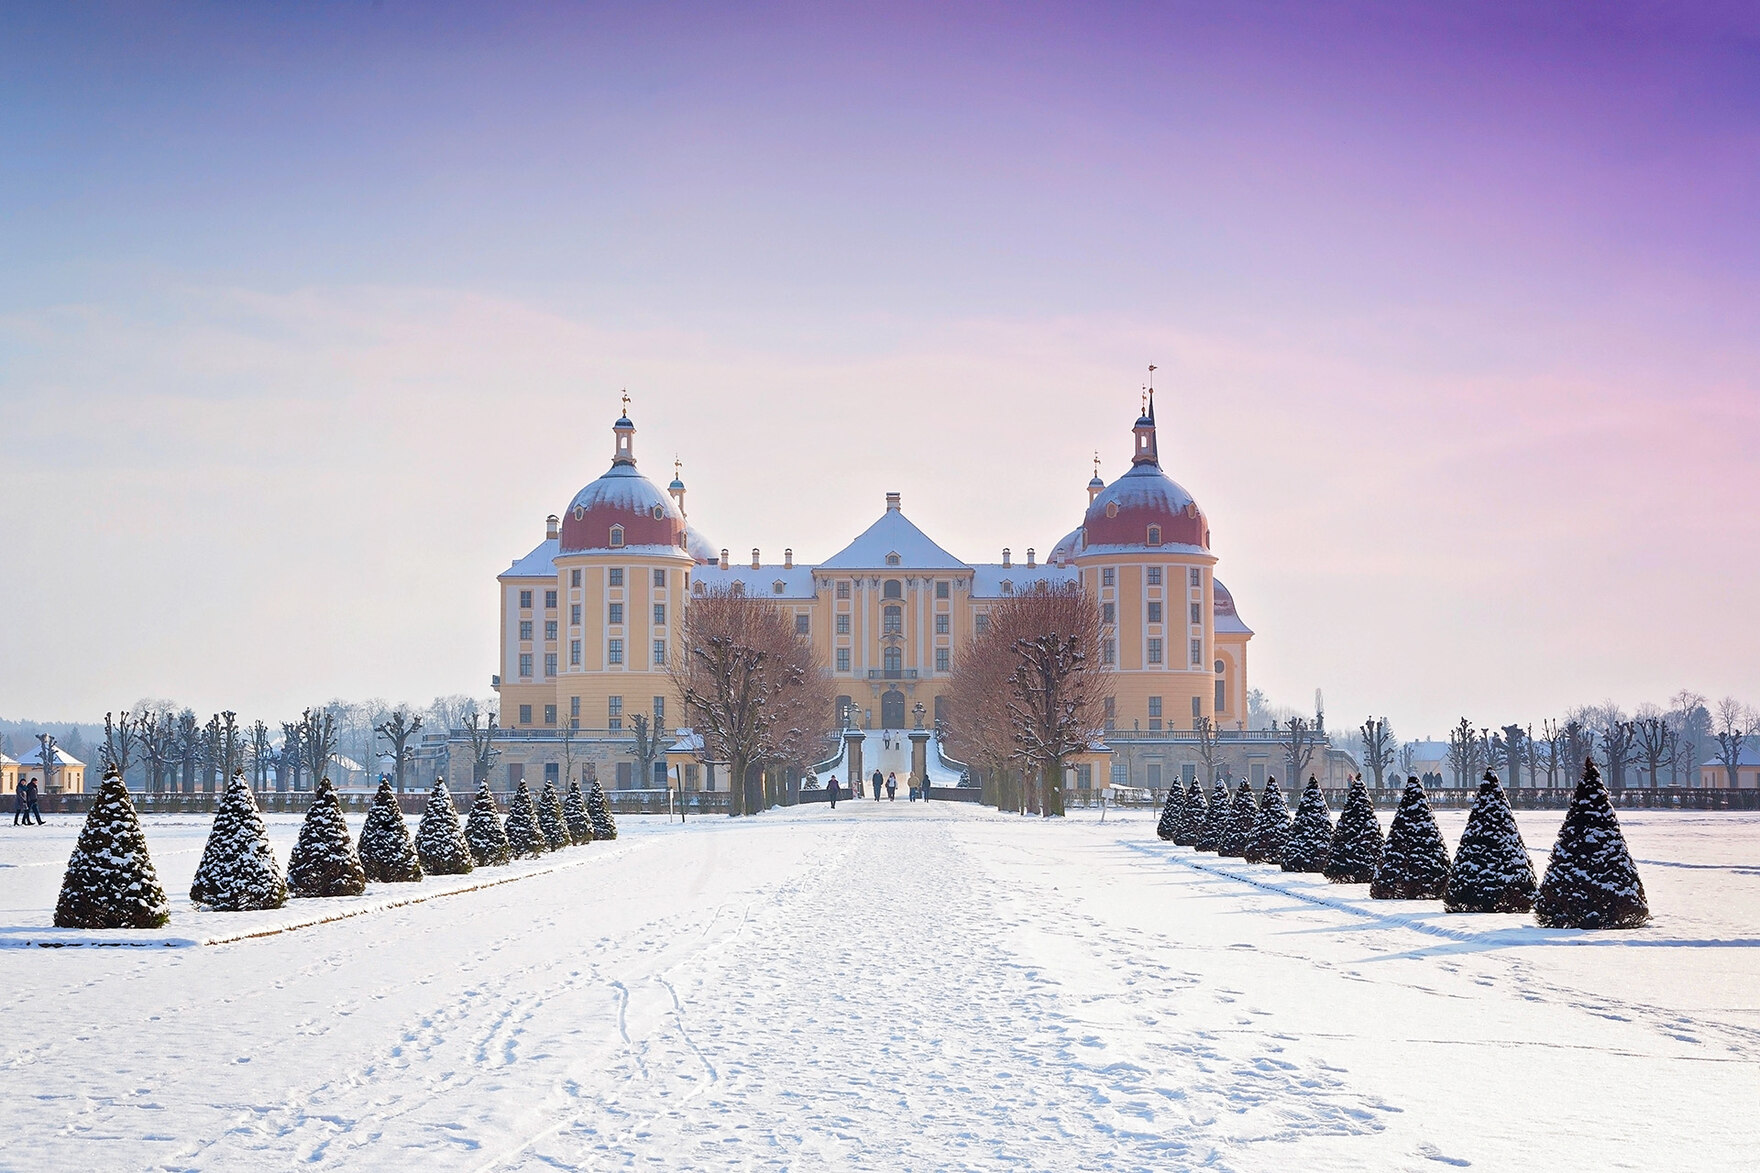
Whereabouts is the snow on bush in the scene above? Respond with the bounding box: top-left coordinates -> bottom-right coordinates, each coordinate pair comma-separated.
1370,777 -> 1450,900
1323,776 -> 1384,885
1195,780 -> 1229,852
54,767 -> 171,929
505,780 -> 548,858
563,780 -> 595,845
1281,778 -> 1333,874
358,780 -> 423,884
416,779 -> 474,876
1218,780 -> 1258,859
1156,781 -> 1181,841
538,781 -> 570,851
1443,772 -> 1535,914
288,779 -> 368,898
1244,778 -> 1290,865
1172,779 -> 1205,847
464,782 -> 512,867
190,771 -> 287,911
1534,759 -> 1650,930
587,777 -> 618,841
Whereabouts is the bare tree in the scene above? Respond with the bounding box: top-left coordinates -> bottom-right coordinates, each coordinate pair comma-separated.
249,720 -> 272,790
298,706 -> 339,787
1670,690 -> 1710,785
1712,697 -> 1755,790
279,721 -> 303,791
1522,723 -> 1541,791
1592,703 -> 1639,791
1360,717 -> 1395,788
103,709 -> 139,782
557,719 -> 581,787
1562,716 -> 1593,787
140,710 -> 175,793
1194,715 -> 1223,785
463,709 -> 500,786
1280,716 -> 1321,789
630,713 -> 662,790
374,706 -> 424,792
218,711 -> 242,781
36,732 -> 59,793
1446,717 -> 1476,788
1632,707 -> 1674,790
1499,724 -> 1525,789
174,711 -> 203,793
944,616 -> 1025,810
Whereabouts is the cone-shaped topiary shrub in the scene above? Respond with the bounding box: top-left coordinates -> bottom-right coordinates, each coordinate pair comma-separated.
1282,777 -> 1333,873
587,777 -> 618,840
1172,780 -> 1205,847
415,778 -> 474,876
288,778 -> 367,898
1244,778 -> 1290,865
55,767 -> 171,928
1534,759 -> 1650,929
1444,772 -> 1536,913
505,780 -> 548,858
464,782 -> 512,867
537,781 -> 569,851
1156,782 -> 1182,840
358,780 -> 423,883
1371,777 -> 1451,900
1194,780 -> 1229,851
1218,781 -> 1259,859
563,780 -> 595,845
191,772 -> 287,910
1323,776 -> 1384,884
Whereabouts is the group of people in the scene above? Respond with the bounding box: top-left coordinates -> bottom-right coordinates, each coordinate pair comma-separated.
821,768 -> 934,808
11,779 -> 44,825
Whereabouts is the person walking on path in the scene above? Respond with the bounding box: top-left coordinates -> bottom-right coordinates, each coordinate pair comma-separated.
12,784 -> 26,825
886,773 -> 897,801
826,775 -> 840,809
22,778 -> 43,825
919,774 -> 931,802
871,768 -> 884,801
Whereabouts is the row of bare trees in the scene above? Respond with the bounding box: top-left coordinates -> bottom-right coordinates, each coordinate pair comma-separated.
941,582 -> 1113,816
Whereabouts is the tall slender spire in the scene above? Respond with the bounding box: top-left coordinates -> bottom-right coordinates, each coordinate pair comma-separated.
1132,383 -> 1159,467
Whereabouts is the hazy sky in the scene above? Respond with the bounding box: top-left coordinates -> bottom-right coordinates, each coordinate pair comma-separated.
3,2 -> 1757,740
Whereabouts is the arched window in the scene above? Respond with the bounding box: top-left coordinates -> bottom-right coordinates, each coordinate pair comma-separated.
1214,660 -> 1225,673
883,647 -> 902,675
609,525 -> 624,547
1147,524 -> 1162,546
883,579 -> 902,599
883,605 -> 902,633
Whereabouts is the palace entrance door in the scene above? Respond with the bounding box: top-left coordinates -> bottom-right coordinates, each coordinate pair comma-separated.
881,688 -> 906,729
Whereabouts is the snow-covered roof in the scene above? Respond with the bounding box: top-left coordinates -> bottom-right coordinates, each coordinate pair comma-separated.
1213,579 -> 1254,636
1075,540 -> 1210,558
0,753 -> 15,766
564,461 -> 682,521
330,753 -> 366,772
694,564 -> 817,599
12,745 -> 84,768
969,563 -> 1078,598
501,538 -> 558,579
818,502 -> 968,570
1701,746 -> 1760,768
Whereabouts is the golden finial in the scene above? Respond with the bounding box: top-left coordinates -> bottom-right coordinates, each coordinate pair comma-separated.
1092,449 -> 1101,478
674,455 -> 682,479
1140,387 -> 1147,415
1148,363 -> 1157,390
620,389 -> 631,416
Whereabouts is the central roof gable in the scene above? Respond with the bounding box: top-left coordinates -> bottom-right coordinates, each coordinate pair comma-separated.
818,499 -> 969,571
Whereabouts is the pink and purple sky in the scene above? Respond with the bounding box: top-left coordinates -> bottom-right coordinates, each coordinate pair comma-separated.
3,2 -> 1757,739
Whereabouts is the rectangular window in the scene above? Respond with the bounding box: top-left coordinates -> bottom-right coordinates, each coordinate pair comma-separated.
570,695 -> 580,719
796,613 -> 811,636
837,581 -> 850,599
1147,602 -> 1161,624
608,603 -> 623,624
653,603 -> 667,626
653,696 -> 666,726
1190,568 -> 1201,587
653,639 -> 666,666
607,696 -> 623,730
1149,718 -> 1162,732
519,653 -> 533,678
1102,638 -> 1116,665
1182,763 -> 1196,784
609,568 -> 624,587
1191,695 -> 1202,720
1190,602 -> 1201,624
544,652 -> 557,676
1191,638 -> 1202,666
508,763 -> 524,786
936,580 -> 949,599
1111,763 -> 1128,786
544,704 -> 557,726
1102,568 -> 1115,587
654,568 -> 667,588
608,639 -> 624,665
570,639 -> 581,666
519,620 -> 533,641
935,614 -> 949,634
1102,602 -> 1115,624
1146,763 -> 1162,788
836,648 -> 851,671
571,568 -> 581,587
1215,680 -> 1226,713
1149,696 -> 1163,717
518,704 -> 532,725
1147,567 -> 1162,586
519,589 -> 532,609
545,762 -> 559,784
1147,638 -> 1163,665
1103,697 -> 1116,729
1252,762 -> 1266,786
975,614 -> 990,635
545,590 -> 557,609
836,614 -> 851,635
616,761 -> 633,788
570,603 -> 581,625
935,648 -> 950,671
545,620 -> 558,640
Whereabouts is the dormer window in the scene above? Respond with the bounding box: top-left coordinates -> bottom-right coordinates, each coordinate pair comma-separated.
1000,579 -> 1014,594
1147,524 -> 1162,546
773,580 -> 786,595
886,552 -> 901,566
609,525 -> 625,547
651,504 -> 665,520
1105,502 -> 1118,518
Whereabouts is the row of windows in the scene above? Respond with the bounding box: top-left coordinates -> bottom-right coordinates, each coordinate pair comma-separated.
1098,566 -> 1200,588
834,580 -> 956,600
1098,637 -> 1204,667
831,648 -> 955,673
604,603 -> 668,626
518,589 -> 560,610
524,641 -> 667,676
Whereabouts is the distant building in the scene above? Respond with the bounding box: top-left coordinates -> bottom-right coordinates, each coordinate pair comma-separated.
0,753 -> 17,795
11,745 -> 87,794
1699,749 -> 1760,789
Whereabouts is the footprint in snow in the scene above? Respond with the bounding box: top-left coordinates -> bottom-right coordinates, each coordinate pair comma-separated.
1418,1141 -> 1470,1166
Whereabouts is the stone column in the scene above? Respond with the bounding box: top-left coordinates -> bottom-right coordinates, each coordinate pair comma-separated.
845,728 -> 866,791
909,728 -> 930,797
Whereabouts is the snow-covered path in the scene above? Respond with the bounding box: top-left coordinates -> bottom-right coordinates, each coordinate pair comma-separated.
2,804 -> 1756,1170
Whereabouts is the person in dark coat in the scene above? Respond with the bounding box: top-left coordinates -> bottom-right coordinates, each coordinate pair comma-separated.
12,783 -> 26,825
826,775 -> 840,809
23,778 -> 43,825
871,768 -> 883,801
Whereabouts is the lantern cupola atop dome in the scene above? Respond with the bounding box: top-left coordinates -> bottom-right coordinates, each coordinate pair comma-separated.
557,398 -> 688,556
1132,388 -> 1159,467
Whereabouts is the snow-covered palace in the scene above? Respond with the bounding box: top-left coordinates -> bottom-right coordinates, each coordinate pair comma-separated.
472,394 -> 1303,796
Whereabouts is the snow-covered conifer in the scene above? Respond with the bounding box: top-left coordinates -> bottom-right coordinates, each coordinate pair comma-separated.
1534,759 -> 1650,929
1444,772 -> 1536,913
1218,781 -> 1258,858
190,772 -> 286,910
1194,780 -> 1229,851
587,777 -> 618,840
358,780 -> 422,883
415,778 -> 474,876
537,781 -> 569,851
54,767 -> 171,929
563,780 -> 595,845
1172,780 -> 1205,847
464,782 -> 512,867
1156,782 -> 1181,841
1323,776 -> 1384,884
288,779 -> 367,898
1244,778 -> 1290,865
1371,777 -> 1450,900
504,780 -> 547,858
1281,777 -> 1332,873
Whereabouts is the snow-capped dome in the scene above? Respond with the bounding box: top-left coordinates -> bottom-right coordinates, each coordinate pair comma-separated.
557,412 -> 689,556
1073,395 -> 1210,553
685,524 -> 719,563
1049,526 -> 1083,564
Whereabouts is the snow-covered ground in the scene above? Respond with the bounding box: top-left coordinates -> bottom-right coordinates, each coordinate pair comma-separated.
1,804 -> 1755,1170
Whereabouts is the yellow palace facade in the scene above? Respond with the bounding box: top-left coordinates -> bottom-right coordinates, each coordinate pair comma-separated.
476,395 -> 1276,794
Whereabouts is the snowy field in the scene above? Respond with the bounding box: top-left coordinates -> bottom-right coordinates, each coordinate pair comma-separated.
1,803 -> 1756,1171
